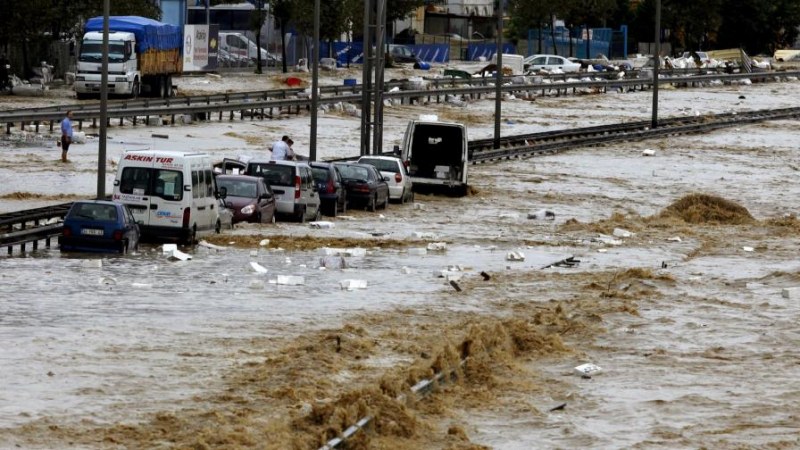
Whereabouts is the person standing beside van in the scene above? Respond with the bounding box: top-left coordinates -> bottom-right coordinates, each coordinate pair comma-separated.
271,135 -> 290,161
60,110 -> 74,163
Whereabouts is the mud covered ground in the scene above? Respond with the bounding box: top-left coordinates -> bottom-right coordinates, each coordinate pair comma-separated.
1,73 -> 799,449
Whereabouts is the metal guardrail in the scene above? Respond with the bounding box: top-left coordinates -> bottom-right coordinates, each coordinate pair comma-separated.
0,202 -> 72,255
4,71 -> 799,134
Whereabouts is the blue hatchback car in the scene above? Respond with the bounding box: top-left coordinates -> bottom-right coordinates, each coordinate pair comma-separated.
60,200 -> 140,254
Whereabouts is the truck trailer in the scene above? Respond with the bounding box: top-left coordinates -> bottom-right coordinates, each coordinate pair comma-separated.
75,16 -> 182,99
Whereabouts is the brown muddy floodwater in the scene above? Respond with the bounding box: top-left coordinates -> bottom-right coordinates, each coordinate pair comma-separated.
1,79 -> 800,449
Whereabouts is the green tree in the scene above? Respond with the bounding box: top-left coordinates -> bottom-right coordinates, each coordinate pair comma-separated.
272,0 -> 292,73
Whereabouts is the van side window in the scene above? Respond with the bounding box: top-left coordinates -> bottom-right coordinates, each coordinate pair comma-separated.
198,170 -> 206,198
154,170 -> 183,201
120,167 -> 151,195
204,169 -> 214,197
192,170 -> 199,194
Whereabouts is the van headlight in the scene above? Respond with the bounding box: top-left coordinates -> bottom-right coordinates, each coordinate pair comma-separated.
241,205 -> 255,215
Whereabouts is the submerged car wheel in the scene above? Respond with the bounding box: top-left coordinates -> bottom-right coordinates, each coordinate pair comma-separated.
368,195 -> 377,212
119,240 -> 128,255
297,207 -> 307,223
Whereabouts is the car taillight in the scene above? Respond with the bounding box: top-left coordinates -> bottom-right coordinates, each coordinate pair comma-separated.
113,230 -> 123,241
62,226 -> 72,237
353,185 -> 370,193
394,173 -> 402,183
295,175 -> 301,199
326,178 -> 335,194
182,207 -> 191,228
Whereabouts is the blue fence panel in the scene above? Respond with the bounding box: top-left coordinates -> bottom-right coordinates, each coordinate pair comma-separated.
466,43 -> 516,61
526,28 -> 615,58
328,42 -> 449,65
410,44 -> 449,63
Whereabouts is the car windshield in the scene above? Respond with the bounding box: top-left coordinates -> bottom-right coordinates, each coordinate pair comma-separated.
68,203 -> 118,222
359,158 -> 399,173
338,165 -> 371,182
218,179 -> 257,198
80,40 -> 126,63
248,163 -> 294,186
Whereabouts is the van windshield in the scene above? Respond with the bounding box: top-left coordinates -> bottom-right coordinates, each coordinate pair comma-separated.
248,163 -> 294,186
119,167 -> 184,201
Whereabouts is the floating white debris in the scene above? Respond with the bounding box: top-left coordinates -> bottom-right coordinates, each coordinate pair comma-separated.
80,259 -> 102,269
667,236 -> 682,242
249,250 -> 258,257
249,261 -> 268,274
248,280 -> 263,289
408,247 -> 428,256
320,256 -> 348,269
99,276 -> 117,285
427,242 -> 447,251
413,203 -> 426,211
641,149 -> 656,156
309,221 -> 335,229
528,209 -> 555,220
412,231 -> 437,239
782,287 -> 800,299
379,214 -> 386,219
438,270 -> 463,282
506,251 -> 525,261
131,282 -> 152,288
337,215 -> 357,221
259,239 -> 270,247
400,266 -> 414,274
162,243 -> 178,254
339,279 -> 368,290
597,248 -> 608,253
169,249 -> 192,261
613,228 -> 634,238
198,240 -> 227,251
275,275 -> 304,286
321,247 -> 366,257
574,363 -> 603,377
742,246 -> 754,252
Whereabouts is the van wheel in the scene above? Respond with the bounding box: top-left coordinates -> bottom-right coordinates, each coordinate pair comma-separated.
119,240 -> 128,255
368,195 -> 377,212
340,195 -> 347,214
314,207 -> 322,222
215,219 -> 221,234
183,225 -> 197,245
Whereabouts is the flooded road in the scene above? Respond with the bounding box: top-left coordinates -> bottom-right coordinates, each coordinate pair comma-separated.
1,77 -> 800,448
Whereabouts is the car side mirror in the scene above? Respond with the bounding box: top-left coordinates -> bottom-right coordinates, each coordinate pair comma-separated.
218,186 -> 227,199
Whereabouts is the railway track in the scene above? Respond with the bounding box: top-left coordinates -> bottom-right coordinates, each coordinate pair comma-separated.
469,106 -> 800,162
3,71 -> 798,134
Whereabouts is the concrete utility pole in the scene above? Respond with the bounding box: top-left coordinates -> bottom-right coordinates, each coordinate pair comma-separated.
360,0 -> 387,156
493,0 -> 503,149
652,0 -> 661,129
97,0 -> 109,199
309,0 -> 319,161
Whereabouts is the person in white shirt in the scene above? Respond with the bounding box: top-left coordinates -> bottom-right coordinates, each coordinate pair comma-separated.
270,135 -> 290,160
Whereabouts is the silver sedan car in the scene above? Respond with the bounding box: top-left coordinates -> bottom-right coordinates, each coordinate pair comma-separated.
524,54 -> 582,73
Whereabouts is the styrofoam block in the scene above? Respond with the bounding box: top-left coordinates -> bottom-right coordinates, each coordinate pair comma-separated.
72,131 -> 87,144
408,247 -> 427,256
413,203 -> 426,211
275,275 -> 304,286
427,242 -> 447,251
641,149 -> 656,156
506,251 -> 525,261
340,279 -> 368,290
438,270 -> 463,282
249,280 -> 263,289
250,262 -> 268,274
401,266 -> 413,274
309,221 -> 335,229
742,246 -> 754,252
574,363 -> 603,377
781,287 -> 800,299
249,250 -> 258,257
320,256 -> 348,269
162,243 -> 178,254
198,240 -> 227,251
259,239 -> 270,246
667,236 -> 682,242
169,249 -> 192,261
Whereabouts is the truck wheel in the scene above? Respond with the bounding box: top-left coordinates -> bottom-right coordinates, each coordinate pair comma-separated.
132,79 -> 140,98
76,92 -> 89,100
157,77 -> 166,98
165,75 -> 173,98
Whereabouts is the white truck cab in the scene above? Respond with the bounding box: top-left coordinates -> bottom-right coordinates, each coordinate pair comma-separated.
75,31 -> 140,98
112,150 -> 221,244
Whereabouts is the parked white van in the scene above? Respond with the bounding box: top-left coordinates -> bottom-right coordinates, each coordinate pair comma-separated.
396,116 -> 469,196
219,32 -> 279,66
112,150 -> 221,244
